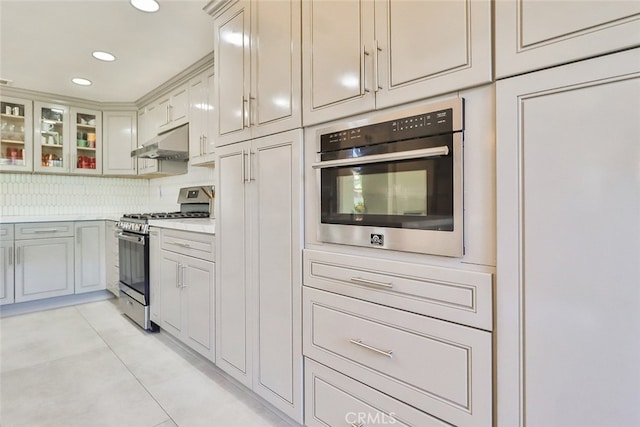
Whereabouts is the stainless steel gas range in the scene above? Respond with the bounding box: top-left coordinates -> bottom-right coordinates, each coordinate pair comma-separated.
116,186 -> 213,330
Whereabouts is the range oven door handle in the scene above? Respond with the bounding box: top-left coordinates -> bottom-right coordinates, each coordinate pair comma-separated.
116,232 -> 146,245
311,145 -> 449,169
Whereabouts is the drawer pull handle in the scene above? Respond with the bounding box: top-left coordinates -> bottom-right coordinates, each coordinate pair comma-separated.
32,229 -> 59,233
350,276 -> 393,289
349,339 -> 393,358
169,241 -> 190,248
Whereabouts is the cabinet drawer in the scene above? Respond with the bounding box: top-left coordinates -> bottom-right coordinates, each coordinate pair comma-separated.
160,228 -> 214,262
303,287 -> 491,427
305,358 -> 450,427
304,249 -> 493,331
0,224 -> 14,241
15,222 -> 74,240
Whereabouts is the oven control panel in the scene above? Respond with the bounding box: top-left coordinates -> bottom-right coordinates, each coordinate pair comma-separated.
116,221 -> 149,234
319,98 -> 463,153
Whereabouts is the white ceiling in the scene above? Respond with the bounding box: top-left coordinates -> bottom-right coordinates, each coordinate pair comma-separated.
0,0 -> 214,104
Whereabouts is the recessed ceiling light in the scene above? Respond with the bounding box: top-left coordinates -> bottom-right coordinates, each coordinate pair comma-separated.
92,51 -> 116,62
72,78 -> 92,86
131,0 -> 160,13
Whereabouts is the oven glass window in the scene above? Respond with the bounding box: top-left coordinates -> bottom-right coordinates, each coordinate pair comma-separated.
321,144 -> 454,231
118,236 -> 148,297
337,169 -> 428,216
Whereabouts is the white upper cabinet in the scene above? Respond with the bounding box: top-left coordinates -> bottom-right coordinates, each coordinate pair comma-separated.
302,0 -> 375,125
209,0 -> 301,146
213,0 -> 251,146
102,111 -> 138,176
70,108 -> 102,175
249,0 -> 301,138
495,0 -> 640,78
137,103 -> 161,175
374,0 -> 492,110
0,96 -> 33,172
33,102 -> 71,173
302,0 -> 492,126
157,83 -> 189,134
189,67 -> 216,165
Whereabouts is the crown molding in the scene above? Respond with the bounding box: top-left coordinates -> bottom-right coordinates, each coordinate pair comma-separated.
0,86 -> 137,111
135,51 -> 214,108
203,0 -> 237,17
0,52 -> 214,112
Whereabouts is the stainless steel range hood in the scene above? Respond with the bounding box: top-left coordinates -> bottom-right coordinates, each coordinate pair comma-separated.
131,123 -> 189,160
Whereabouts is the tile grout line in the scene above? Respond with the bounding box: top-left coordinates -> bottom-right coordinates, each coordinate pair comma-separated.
73,305 -> 179,427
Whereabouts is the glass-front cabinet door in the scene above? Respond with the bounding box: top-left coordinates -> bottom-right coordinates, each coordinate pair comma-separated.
0,96 -> 33,172
71,108 -> 102,174
34,101 -> 70,173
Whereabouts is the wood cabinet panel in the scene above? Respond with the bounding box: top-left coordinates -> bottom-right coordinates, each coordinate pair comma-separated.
215,129 -> 303,422
495,0 -> 640,78
305,358 -> 450,427
103,111 -> 137,176
211,0 -> 301,146
0,240 -> 15,305
156,228 -> 215,360
15,237 -> 74,302
74,221 -> 106,294
304,287 -> 492,427
304,249 -> 493,331
496,48 -> 640,427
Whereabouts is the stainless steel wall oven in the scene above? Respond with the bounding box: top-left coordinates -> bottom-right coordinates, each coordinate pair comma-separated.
312,98 -> 464,257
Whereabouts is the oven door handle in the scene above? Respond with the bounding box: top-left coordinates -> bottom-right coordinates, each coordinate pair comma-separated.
116,232 -> 146,245
311,145 -> 449,169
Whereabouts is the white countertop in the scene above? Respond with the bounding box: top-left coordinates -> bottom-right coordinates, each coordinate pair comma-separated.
148,218 -> 215,234
0,214 -> 122,224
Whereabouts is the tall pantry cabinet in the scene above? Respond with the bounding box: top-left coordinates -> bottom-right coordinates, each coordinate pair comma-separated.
495,48 -> 640,427
215,129 -> 303,423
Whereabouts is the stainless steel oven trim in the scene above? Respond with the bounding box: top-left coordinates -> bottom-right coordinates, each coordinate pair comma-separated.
119,282 -> 147,305
316,132 -> 464,257
311,145 -> 449,169
116,232 -> 146,245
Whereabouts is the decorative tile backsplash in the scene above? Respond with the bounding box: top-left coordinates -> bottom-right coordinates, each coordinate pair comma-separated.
0,165 -> 214,217
148,166 -> 214,212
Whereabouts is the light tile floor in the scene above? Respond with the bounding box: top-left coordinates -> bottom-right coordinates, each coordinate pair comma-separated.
0,299 -> 297,427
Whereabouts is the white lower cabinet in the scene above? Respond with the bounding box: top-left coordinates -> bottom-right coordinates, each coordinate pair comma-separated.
0,224 -> 15,305
14,222 -> 75,303
305,359 -> 450,427
149,228 -> 161,324
157,228 -> 215,361
105,221 -> 120,297
74,221 -> 105,294
303,286 -> 492,427
216,129 -> 303,422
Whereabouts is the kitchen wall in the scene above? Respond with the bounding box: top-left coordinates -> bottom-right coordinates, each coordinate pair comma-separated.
0,165 -> 214,216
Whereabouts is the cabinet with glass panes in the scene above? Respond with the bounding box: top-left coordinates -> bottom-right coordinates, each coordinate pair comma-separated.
71,108 -> 102,174
33,102 -> 70,173
0,96 -> 33,172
